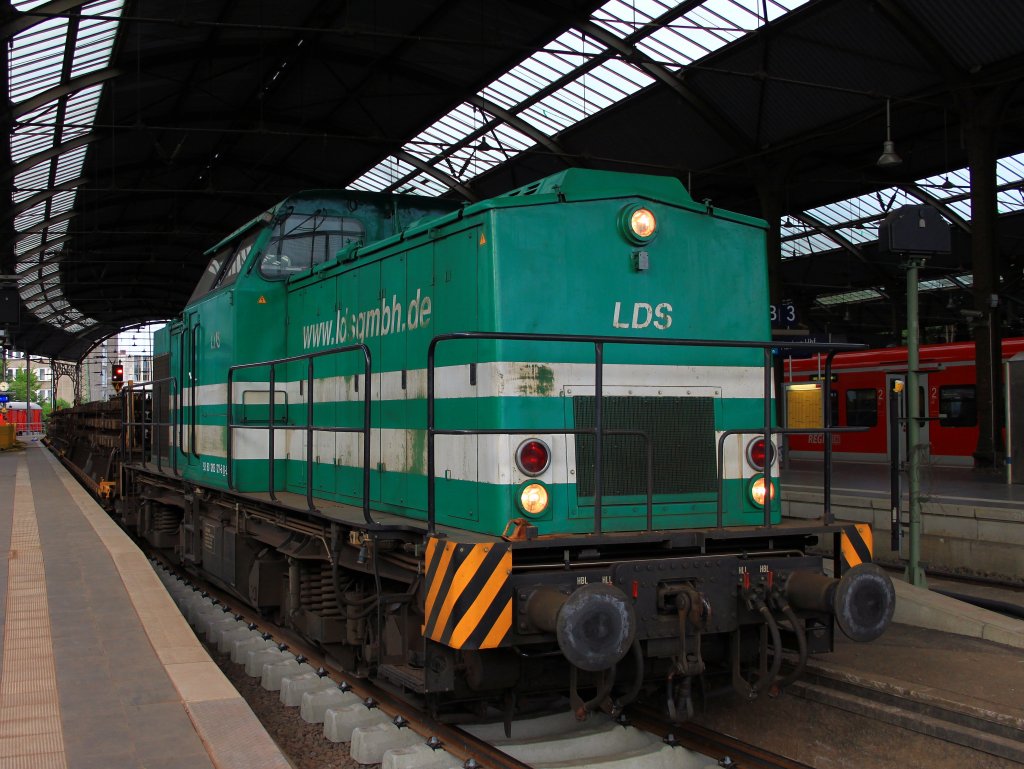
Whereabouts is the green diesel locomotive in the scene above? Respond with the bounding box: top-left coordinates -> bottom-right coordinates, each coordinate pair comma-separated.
50,168 -> 894,720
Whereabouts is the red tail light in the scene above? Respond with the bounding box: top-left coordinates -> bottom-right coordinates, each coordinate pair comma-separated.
516,439 -> 550,476
746,438 -> 775,470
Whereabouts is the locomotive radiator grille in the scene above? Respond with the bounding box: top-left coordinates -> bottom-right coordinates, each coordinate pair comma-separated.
572,396 -> 716,497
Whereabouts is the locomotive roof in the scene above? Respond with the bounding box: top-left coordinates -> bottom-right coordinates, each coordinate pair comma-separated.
482,168 -> 766,229
203,189 -> 463,257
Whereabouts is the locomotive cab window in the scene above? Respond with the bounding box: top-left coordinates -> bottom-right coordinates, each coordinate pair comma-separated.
845,388 -> 878,427
215,235 -> 257,290
260,213 -> 364,280
188,232 -> 258,303
939,385 -> 977,427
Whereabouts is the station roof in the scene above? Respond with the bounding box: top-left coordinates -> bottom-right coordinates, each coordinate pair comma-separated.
5,0 -> 1024,360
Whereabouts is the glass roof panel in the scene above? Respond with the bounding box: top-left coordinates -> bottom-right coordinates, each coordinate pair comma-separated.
782,231 -> 840,258
7,16 -> 69,103
70,1 -> 123,78
15,205 -> 46,231
54,146 -> 89,185
919,277 -> 955,291
8,0 -> 125,337
816,289 -> 883,306
352,1 -> 809,197
915,167 -> 971,200
833,225 -> 877,245
348,156 -> 417,192
16,234 -> 42,255
61,84 -> 103,142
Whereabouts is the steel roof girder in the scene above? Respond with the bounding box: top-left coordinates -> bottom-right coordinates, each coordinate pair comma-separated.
576,19 -> 754,155
3,134 -> 98,183
7,176 -> 88,219
392,149 -> 479,202
1,0 -> 90,40
11,68 -> 121,120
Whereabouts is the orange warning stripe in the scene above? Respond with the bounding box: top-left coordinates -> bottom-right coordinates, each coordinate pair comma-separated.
423,537 -> 512,650
424,538 -> 456,611
840,523 -> 874,571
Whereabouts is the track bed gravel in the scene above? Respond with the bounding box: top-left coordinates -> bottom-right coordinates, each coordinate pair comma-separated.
205,640 -> 363,769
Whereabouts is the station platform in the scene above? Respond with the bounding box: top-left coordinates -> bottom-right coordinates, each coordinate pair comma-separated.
781,458 -> 1024,586
696,585 -> 1024,769
3,440 -> 1022,769
783,457 -> 1024,509
0,441 -> 291,769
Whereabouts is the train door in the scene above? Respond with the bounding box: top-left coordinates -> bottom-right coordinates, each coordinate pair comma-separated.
335,262 -> 382,504
180,310 -> 203,564
429,227 -> 479,522
182,310 -> 201,470
885,374 -> 929,465
380,252 -> 409,509
288,279 -> 337,498
1007,354 -> 1024,483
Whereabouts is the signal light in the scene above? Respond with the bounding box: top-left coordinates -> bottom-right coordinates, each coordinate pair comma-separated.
112,364 -> 124,383
516,439 -> 551,476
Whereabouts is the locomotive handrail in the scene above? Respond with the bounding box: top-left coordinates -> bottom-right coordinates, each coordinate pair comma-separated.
426,332 -> 865,535
120,375 -> 181,477
714,426 -> 869,529
226,344 -> 374,525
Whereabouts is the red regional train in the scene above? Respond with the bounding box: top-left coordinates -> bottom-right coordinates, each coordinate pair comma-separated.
1,401 -> 43,434
783,338 -> 1024,465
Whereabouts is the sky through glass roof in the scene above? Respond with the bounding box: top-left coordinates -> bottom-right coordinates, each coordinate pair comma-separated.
7,0 -> 124,337
349,0 -> 809,195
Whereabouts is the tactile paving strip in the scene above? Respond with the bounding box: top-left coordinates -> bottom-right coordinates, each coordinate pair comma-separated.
0,457 -> 68,769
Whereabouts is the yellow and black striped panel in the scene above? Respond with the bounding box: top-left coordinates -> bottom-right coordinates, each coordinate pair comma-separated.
840,523 -> 874,571
423,537 -> 512,650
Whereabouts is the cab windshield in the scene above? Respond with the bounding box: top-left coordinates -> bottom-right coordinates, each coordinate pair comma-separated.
259,212 -> 364,280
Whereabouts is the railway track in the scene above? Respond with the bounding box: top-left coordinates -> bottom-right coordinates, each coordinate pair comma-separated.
152,559 -> 811,769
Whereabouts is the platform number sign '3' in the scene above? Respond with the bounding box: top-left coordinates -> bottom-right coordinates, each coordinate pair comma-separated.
770,302 -> 798,328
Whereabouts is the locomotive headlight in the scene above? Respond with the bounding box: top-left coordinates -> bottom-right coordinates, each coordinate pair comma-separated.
748,475 -> 777,507
518,481 -> 550,515
620,205 -> 657,243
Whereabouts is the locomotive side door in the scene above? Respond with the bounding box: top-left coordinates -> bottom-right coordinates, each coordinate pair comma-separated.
182,310 -> 201,469
428,227 -> 479,521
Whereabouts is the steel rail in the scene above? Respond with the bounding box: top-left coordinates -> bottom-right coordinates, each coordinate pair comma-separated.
627,704 -> 816,769
153,553 -> 535,769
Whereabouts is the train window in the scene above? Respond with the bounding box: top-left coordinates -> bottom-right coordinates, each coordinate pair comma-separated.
188,244 -> 232,303
215,234 -> 258,290
828,389 -> 839,427
939,385 -> 977,427
845,388 -> 878,427
260,212 -> 364,280
189,232 -> 261,302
